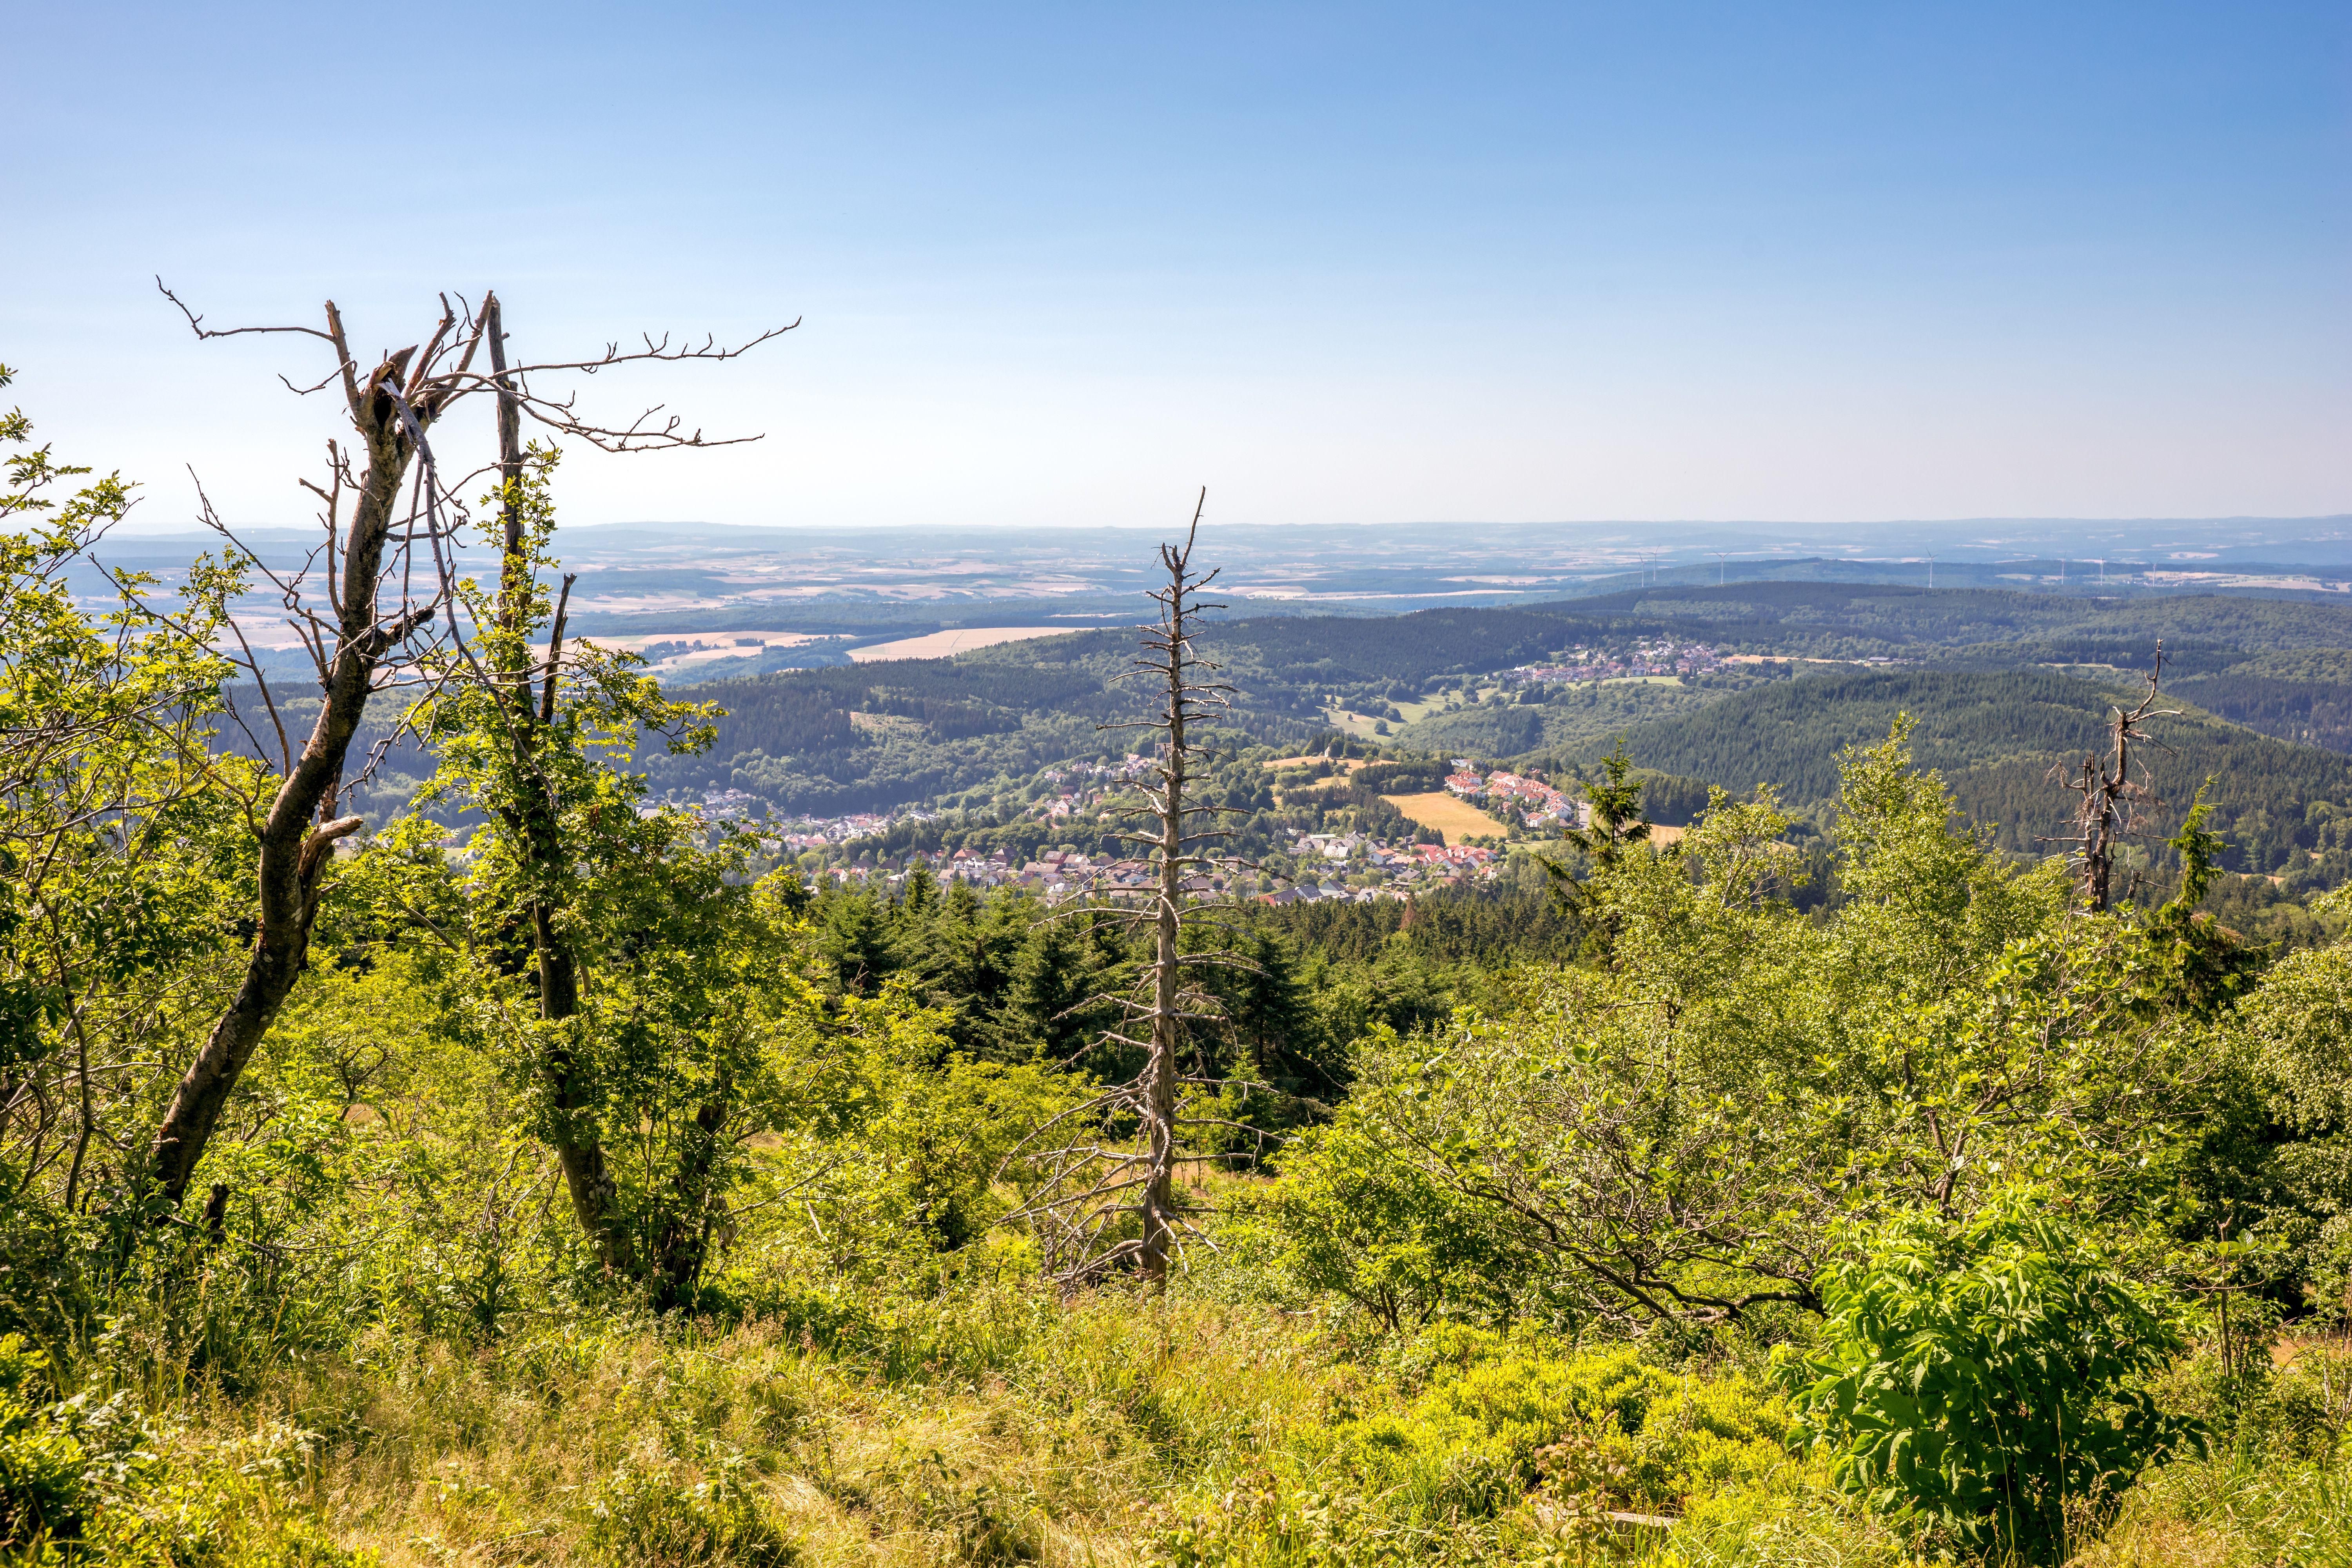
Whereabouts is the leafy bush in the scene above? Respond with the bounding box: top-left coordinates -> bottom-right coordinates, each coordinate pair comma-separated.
1793,1189 -> 2196,1562
0,1336 -> 86,1553
1166,1339 -> 1809,1564
1229,1053 -> 1535,1331
581,1451 -> 797,1568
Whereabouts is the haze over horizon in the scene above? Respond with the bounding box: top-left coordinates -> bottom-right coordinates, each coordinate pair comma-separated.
6,2 -> 2347,536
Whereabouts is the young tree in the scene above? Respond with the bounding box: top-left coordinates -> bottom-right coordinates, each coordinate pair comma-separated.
1544,740 -> 1652,961
141,288 -> 788,1212
1796,1191 -> 2191,1563
403,446 -> 739,1283
0,367 -> 239,1222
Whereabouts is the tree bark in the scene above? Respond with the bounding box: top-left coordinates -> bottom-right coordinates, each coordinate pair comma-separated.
1138,639 -> 1185,1281
651,1097 -> 729,1309
147,337 -> 431,1206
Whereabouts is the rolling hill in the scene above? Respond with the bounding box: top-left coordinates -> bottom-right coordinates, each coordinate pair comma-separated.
1561,668 -> 2352,883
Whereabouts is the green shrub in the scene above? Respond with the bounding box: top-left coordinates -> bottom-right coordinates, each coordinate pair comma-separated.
1792,1189 -> 2195,1563
580,1450 -> 797,1568
2245,1344 -> 2352,1461
0,1336 -> 86,1553
1229,1040 -> 1539,1332
1167,1341 -> 1808,1565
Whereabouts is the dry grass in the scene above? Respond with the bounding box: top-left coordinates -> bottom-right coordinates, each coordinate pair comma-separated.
1381,791 -> 1505,845
2069,1515 -> 2244,1568
156,1290 -> 1337,1568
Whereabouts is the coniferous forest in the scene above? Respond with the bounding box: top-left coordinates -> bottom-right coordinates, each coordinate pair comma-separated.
5,331 -> 2352,1568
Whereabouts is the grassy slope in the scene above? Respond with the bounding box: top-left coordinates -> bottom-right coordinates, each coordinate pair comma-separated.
100,1280 -> 2352,1568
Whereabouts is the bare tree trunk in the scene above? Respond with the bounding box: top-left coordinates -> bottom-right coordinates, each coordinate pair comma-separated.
1138,619 -> 1189,1281
147,321 -> 440,1205
1007,494 -> 1239,1287
2056,644 -> 2174,913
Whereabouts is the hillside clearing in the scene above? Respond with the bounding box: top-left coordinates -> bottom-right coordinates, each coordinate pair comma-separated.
1383,790 -> 1506,843
1264,755 -> 1371,771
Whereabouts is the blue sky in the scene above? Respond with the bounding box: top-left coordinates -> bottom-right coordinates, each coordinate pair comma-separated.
5,2 -> 2345,532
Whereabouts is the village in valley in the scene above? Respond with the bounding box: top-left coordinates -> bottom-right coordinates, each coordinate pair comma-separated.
1510,637 -> 1730,684
725,747 -> 1598,906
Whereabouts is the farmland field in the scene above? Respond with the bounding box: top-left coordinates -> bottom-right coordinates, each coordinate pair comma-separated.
848,625 -> 1075,662
1382,789 -> 1506,844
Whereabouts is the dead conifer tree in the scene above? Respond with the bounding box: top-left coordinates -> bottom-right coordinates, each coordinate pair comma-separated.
2049,643 -> 2180,912
140,284 -> 788,1214
1009,491 -> 1257,1285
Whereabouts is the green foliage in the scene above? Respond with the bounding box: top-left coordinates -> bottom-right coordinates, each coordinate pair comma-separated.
2214,887 -> 2352,1320
1246,719 -> 2255,1354
1231,1039 -> 1534,1330
0,365 -> 254,1323
1162,1338 -> 1837,1568
0,1335 -> 87,1553
1794,1189 -> 2194,1562
581,1453 -> 798,1568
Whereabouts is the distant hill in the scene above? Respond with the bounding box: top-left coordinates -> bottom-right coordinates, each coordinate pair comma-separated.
328,583 -> 2349,894
1548,583 -> 2352,661
1567,668 -> 2352,882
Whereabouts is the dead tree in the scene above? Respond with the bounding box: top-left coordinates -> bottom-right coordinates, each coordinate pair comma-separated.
2050,644 -> 2180,912
1009,492 -> 1255,1285
141,285 -> 789,1213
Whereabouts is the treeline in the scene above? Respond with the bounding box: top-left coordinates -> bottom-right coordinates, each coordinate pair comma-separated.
793,867 -> 1555,1119
2172,671 -> 2352,755
1566,581 -> 2352,658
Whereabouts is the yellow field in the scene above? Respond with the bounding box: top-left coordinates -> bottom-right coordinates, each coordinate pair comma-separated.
849,625 -> 1072,662
1381,791 -> 1506,845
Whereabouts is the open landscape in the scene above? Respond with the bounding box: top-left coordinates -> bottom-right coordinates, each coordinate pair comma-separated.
7,5 -> 2351,1568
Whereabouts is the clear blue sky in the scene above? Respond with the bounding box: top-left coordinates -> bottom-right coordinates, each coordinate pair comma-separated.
5,1 -> 2345,532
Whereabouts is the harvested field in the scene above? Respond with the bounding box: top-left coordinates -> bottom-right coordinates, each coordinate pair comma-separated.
1382,791 -> 1505,844
849,625 -> 1073,662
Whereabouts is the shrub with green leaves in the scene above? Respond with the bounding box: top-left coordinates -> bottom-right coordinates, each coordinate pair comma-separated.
0,1335 -> 86,1553
1165,1338 -> 1807,1564
1793,1189 -> 2196,1563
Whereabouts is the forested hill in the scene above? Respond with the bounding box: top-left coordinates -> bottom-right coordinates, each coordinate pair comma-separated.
1551,582 -> 2352,662
588,582 -> 2352,832
1575,667 -> 2352,880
